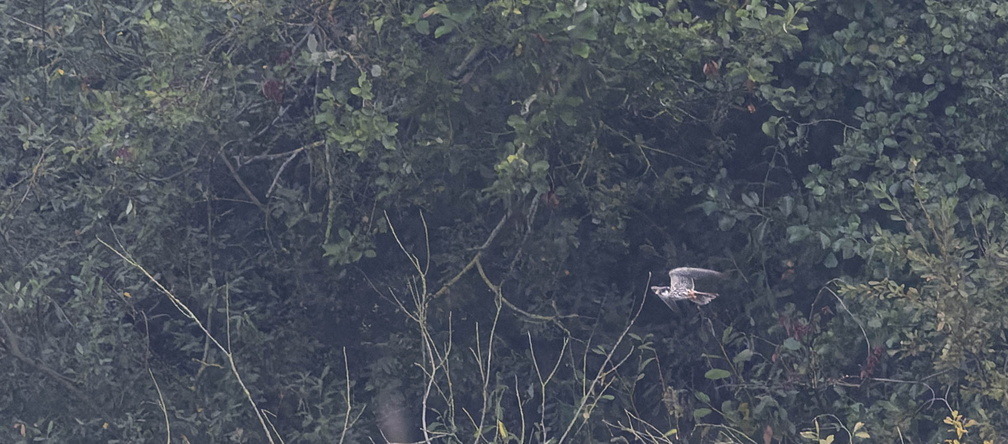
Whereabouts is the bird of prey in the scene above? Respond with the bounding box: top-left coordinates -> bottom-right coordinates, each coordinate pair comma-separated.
651,267 -> 725,307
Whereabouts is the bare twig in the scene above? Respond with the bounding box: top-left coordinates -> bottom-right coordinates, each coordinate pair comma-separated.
387,214 -> 450,442
265,150 -> 299,198
240,140 -> 325,165
217,151 -> 267,212
555,281 -> 650,442
514,375 -> 527,444
603,409 -> 677,443
818,279 -> 871,363
528,333 -> 569,443
339,347 -> 353,444
470,298 -> 503,443
475,258 -> 558,323
98,237 -> 278,444
432,213 -> 508,299
149,367 -> 170,444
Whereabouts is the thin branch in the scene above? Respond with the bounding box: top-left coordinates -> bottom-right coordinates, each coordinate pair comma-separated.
217,151 -> 267,212
528,332 -> 569,443
471,297 -> 503,444
819,279 -> 871,363
98,237 -> 277,444
339,347 -> 353,444
240,140 -> 325,165
9,15 -> 45,32
266,150 -> 300,198
556,281 -> 650,442
514,375 -> 527,444
432,213 -> 508,299
475,258 -> 556,322
149,367 -> 170,444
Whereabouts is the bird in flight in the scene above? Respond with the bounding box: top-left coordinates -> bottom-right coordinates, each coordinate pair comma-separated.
651,267 -> 725,307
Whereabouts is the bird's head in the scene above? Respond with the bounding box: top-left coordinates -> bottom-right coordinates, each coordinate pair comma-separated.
651,286 -> 675,298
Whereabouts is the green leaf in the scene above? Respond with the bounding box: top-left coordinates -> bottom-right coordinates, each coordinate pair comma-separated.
307,34 -> 318,52
718,215 -> 736,231
694,391 -> 710,403
782,338 -> 802,350
531,160 -> 550,174
741,192 -> 759,207
823,252 -> 838,268
421,4 -> 449,18
786,225 -> 811,243
506,115 -> 527,131
571,41 -> 590,58
415,20 -> 430,34
434,23 -> 454,38
733,349 -> 754,364
704,369 -> 731,380
779,196 -> 794,216
761,120 -> 776,137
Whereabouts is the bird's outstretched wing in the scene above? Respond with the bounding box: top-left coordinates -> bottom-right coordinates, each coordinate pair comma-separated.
668,267 -> 724,280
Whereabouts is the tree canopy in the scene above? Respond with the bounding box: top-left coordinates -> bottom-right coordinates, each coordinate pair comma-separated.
2,0 -> 1007,442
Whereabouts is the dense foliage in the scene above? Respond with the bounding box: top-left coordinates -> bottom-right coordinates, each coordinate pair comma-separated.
2,0 -> 1007,442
